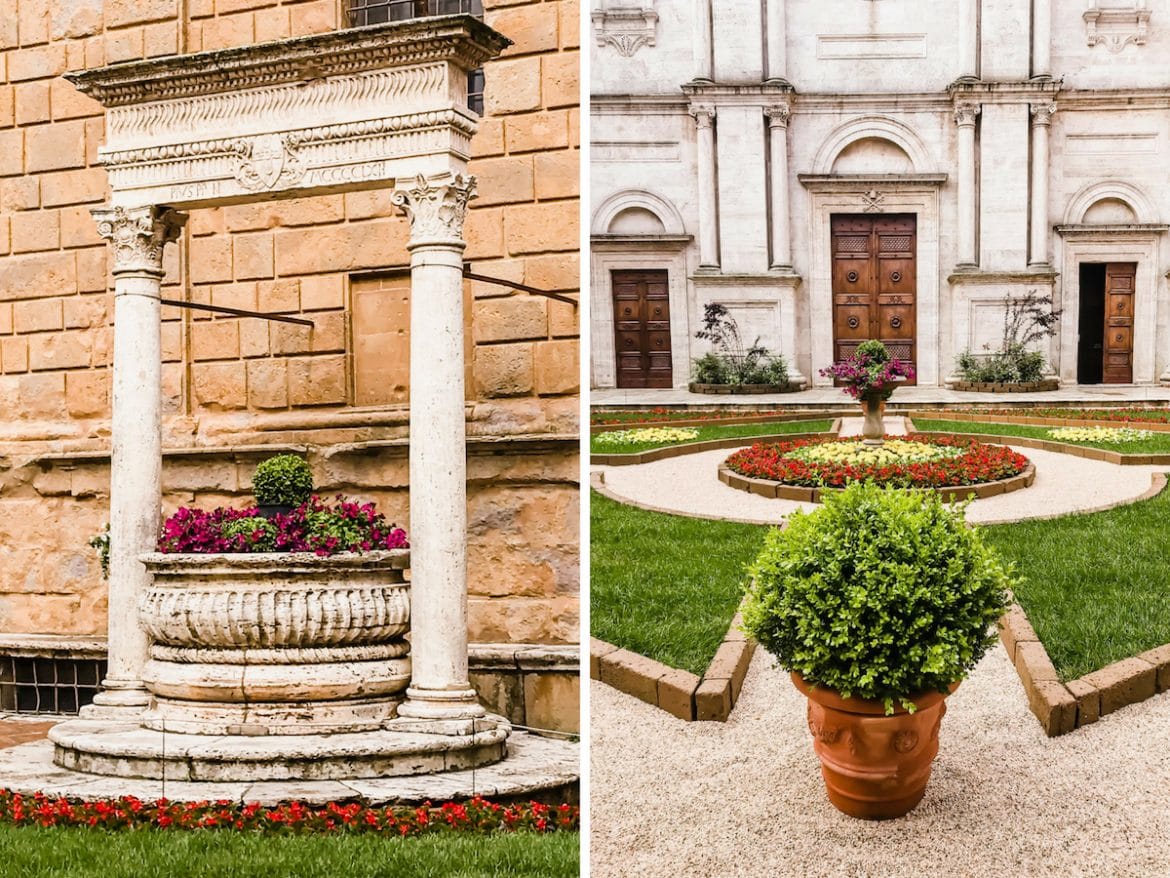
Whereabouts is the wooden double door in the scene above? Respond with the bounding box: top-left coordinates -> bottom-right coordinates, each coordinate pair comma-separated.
612,269 -> 673,388
1078,262 -> 1135,384
831,214 -> 917,382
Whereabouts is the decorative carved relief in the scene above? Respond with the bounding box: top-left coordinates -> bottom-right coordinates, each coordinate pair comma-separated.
592,1 -> 659,57
862,189 -> 886,213
391,174 -> 477,245
236,133 -> 306,191
92,206 -> 187,276
1083,4 -> 1151,52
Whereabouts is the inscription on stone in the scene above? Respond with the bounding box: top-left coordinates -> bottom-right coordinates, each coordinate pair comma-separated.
303,162 -> 392,186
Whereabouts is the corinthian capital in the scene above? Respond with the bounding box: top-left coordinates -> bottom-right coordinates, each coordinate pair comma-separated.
689,104 -> 716,129
764,105 -> 791,129
92,206 -> 186,277
1030,103 -> 1057,126
391,174 -> 477,247
953,103 -> 981,127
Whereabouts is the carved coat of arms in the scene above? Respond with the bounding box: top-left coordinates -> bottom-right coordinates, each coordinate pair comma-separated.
236,134 -> 305,191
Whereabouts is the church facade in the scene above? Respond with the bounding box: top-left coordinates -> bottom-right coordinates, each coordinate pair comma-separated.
590,0 -> 1170,390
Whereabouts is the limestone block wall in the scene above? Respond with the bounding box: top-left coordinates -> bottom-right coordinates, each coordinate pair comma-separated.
0,0 -> 580,726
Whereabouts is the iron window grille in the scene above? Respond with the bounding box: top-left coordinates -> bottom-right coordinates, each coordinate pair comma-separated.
347,0 -> 486,114
0,656 -> 106,715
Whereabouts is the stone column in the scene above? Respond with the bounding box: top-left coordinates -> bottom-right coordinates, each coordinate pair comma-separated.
959,0 -> 978,78
693,0 -> 713,81
1029,104 -> 1055,268
955,103 -> 980,268
765,106 -> 792,269
1032,0 -> 1051,78
85,205 -> 185,719
765,0 -> 787,83
691,105 -> 719,268
391,174 -> 487,731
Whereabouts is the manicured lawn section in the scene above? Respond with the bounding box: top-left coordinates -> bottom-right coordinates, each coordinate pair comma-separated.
950,407 -> 1170,424
590,491 -> 767,675
591,419 -> 833,455
0,826 -> 579,878
981,481 -> 1170,680
914,418 -> 1170,455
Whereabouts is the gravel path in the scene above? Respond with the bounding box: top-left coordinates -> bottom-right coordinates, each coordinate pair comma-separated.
595,444 -> 1165,525
590,646 -> 1170,878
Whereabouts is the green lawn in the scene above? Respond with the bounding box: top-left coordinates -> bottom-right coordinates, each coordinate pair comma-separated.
590,490 -> 767,675
981,479 -> 1170,680
913,418 -> 1170,455
0,826 -> 579,878
591,419 -> 832,455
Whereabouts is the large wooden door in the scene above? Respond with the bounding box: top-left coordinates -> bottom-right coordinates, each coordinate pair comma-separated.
1102,263 -> 1135,384
612,270 -> 672,388
831,214 -> 917,383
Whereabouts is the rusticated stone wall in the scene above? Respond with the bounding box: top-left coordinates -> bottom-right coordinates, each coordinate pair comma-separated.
0,0 -> 580,727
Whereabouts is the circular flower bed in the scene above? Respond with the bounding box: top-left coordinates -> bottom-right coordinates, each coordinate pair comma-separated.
593,427 -> 699,446
725,434 -> 1029,489
1048,426 -> 1153,443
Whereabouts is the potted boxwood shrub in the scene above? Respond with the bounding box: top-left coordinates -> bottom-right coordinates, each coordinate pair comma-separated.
741,481 -> 1013,819
251,453 -> 314,517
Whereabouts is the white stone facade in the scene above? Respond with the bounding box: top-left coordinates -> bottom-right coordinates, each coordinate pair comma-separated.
590,0 -> 1170,389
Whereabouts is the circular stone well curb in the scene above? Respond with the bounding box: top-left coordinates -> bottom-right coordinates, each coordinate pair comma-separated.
718,461 -> 1036,503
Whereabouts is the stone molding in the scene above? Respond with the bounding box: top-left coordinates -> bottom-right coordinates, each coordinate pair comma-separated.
391,174 -> 476,248
592,2 -> 659,57
1083,4 -> 1151,52
92,206 -> 186,278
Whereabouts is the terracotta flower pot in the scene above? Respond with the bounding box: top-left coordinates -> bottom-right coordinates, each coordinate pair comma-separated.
791,672 -> 957,820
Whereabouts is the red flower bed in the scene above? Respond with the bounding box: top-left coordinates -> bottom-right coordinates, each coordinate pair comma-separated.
952,407 -> 1170,425
591,407 -> 789,425
725,434 -> 1028,489
0,791 -> 577,835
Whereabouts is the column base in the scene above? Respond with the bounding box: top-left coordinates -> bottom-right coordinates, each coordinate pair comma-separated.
395,685 -> 487,733
1027,262 -> 1054,272
81,681 -> 151,720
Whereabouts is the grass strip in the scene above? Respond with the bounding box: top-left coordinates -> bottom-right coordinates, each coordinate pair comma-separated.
590,409 -> 793,425
590,490 -> 767,676
591,419 -> 833,455
913,418 -> 1170,455
981,479 -> 1170,680
0,825 -> 579,878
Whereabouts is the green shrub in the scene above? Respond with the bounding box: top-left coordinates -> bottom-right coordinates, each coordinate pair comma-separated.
741,482 -> 1013,713
956,344 -> 1047,384
251,454 -> 314,508
691,352 -> 730,384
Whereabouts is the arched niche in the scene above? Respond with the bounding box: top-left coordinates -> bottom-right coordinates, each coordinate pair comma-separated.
1082,198 -> 1138,225
829,137 -> 914,175
812,116 -> 932,176
591,189 -> 686,236
1064,181 -> 1156,225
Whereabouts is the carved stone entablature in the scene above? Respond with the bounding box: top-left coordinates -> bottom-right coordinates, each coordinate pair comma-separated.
592,2 -> 659,58
92,206 -> 187,277
63,17 -> 509,210
391,174 -> 476,248
1084,4 -> 1151,52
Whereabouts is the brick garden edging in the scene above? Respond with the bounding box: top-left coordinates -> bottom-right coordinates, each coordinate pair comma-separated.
907,428 -> 1170,466
717,461 -> 1036,503
999,473 -> 1170,736
950,379 -> 1061,393
590,412 -> 839,434
687,382 -> 804,395
590,609 -> 757,722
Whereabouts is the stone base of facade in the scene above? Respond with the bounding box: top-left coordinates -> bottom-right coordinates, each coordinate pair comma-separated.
49,717 -> 510,782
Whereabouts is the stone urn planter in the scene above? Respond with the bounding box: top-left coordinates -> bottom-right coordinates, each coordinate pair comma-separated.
138,550 -> 412,735
859,391 -> 888,446
793,673 -> 956,820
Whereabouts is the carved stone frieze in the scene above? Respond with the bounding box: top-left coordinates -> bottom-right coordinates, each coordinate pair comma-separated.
391,173 -> 477,246
592,2 -> 659,57
92,205 -> 186,277
64,18 -> 508,209
862,189 -> 886,212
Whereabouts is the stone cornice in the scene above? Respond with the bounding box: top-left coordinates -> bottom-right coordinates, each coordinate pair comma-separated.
947,79 -> 1062,105
946,269 -> 1060,285
797,173 -> 948,189
682,81 -> 795,107
66,16 -> 510,107
690,270 -> 803,287
1055,223 -> 1169,238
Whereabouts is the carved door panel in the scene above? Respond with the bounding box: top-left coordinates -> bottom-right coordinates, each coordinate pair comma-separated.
831,214 -> 917,384
613,270 -> 672,389
1102,262 -> 1135,384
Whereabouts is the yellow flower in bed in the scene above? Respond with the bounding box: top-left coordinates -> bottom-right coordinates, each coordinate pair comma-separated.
1048,426 -> 1153,444
787,439 -> 964,467
595,427 -> 701,446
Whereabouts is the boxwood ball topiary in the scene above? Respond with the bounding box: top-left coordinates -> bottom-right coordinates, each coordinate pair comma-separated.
251,454 -> 314,508
741,481 -> 1013,713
